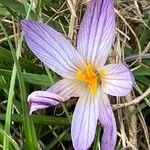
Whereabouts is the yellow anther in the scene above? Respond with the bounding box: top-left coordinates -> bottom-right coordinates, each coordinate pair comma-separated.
77,64 -> 97,94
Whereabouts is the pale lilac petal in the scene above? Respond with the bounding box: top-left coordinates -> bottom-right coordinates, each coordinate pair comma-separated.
71,88 -> 99,149
77,0 -> 115,69
47,79 -> 85,98
21,20 -> 85,79
28,79 -> 84,114
98,88 -> 117,150
100,64 -> 134,96
28,91 -> 65,114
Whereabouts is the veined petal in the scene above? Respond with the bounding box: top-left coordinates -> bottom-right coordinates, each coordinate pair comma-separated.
77,0 -> 115,69
28,79 -> 84,114
100,64 -> 134,96
98,88 -> 117,150
47,79 -> 85,98
21,20 -> 85,79
71,88 -> 99,149
28,91 -> 65,114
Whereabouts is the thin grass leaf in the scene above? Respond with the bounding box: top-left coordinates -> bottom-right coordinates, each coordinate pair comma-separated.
93,126 -> 101,150
45,128 -> 69,150
0,68 -> 59,86
0,0 -> 35,18
133,67 -> 150,76
140,15 -> 150,49
0,46 -> 45,73
135,76 -> 150,86
0,129 -> 20,150
0,10 -> 38,150
0,114 -> 70,126
35,0 -> 42,20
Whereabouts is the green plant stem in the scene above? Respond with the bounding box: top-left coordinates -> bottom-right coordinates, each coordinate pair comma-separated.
0,114 -> 70,126
93,126 -> 101,150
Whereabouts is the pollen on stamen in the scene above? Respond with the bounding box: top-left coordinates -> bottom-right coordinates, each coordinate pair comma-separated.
76,64 -> 98,95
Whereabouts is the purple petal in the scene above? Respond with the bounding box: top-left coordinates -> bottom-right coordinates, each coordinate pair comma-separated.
28,91 -> 65,114
77,0 -> 115,69
98,89 -> 117,150
21,20 -> 85,79
71,88 -> 99,149
100,64 -> 134,96
28,79 -> 84,114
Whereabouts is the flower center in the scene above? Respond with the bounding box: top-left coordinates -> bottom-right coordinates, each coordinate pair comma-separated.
76,64 -> 97,94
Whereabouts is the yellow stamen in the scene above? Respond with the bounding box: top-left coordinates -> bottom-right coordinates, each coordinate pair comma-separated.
77,64 -> 97,94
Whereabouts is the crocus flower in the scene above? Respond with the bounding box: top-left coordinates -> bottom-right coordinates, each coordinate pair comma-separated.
21,0 -> 134,149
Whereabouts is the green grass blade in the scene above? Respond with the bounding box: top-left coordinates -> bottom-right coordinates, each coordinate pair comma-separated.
0,114 -> 70,126
0,12 -> 38,150
133,67 -> 150,76
0,46 -> 45,73
45,128 -> 69,150
0,0 -> 35,18
0,68 -> 60,86
0,129 -> 20,150
0,21 -> 18,150
140,15 -> 150,49
93,126 -> 101,150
